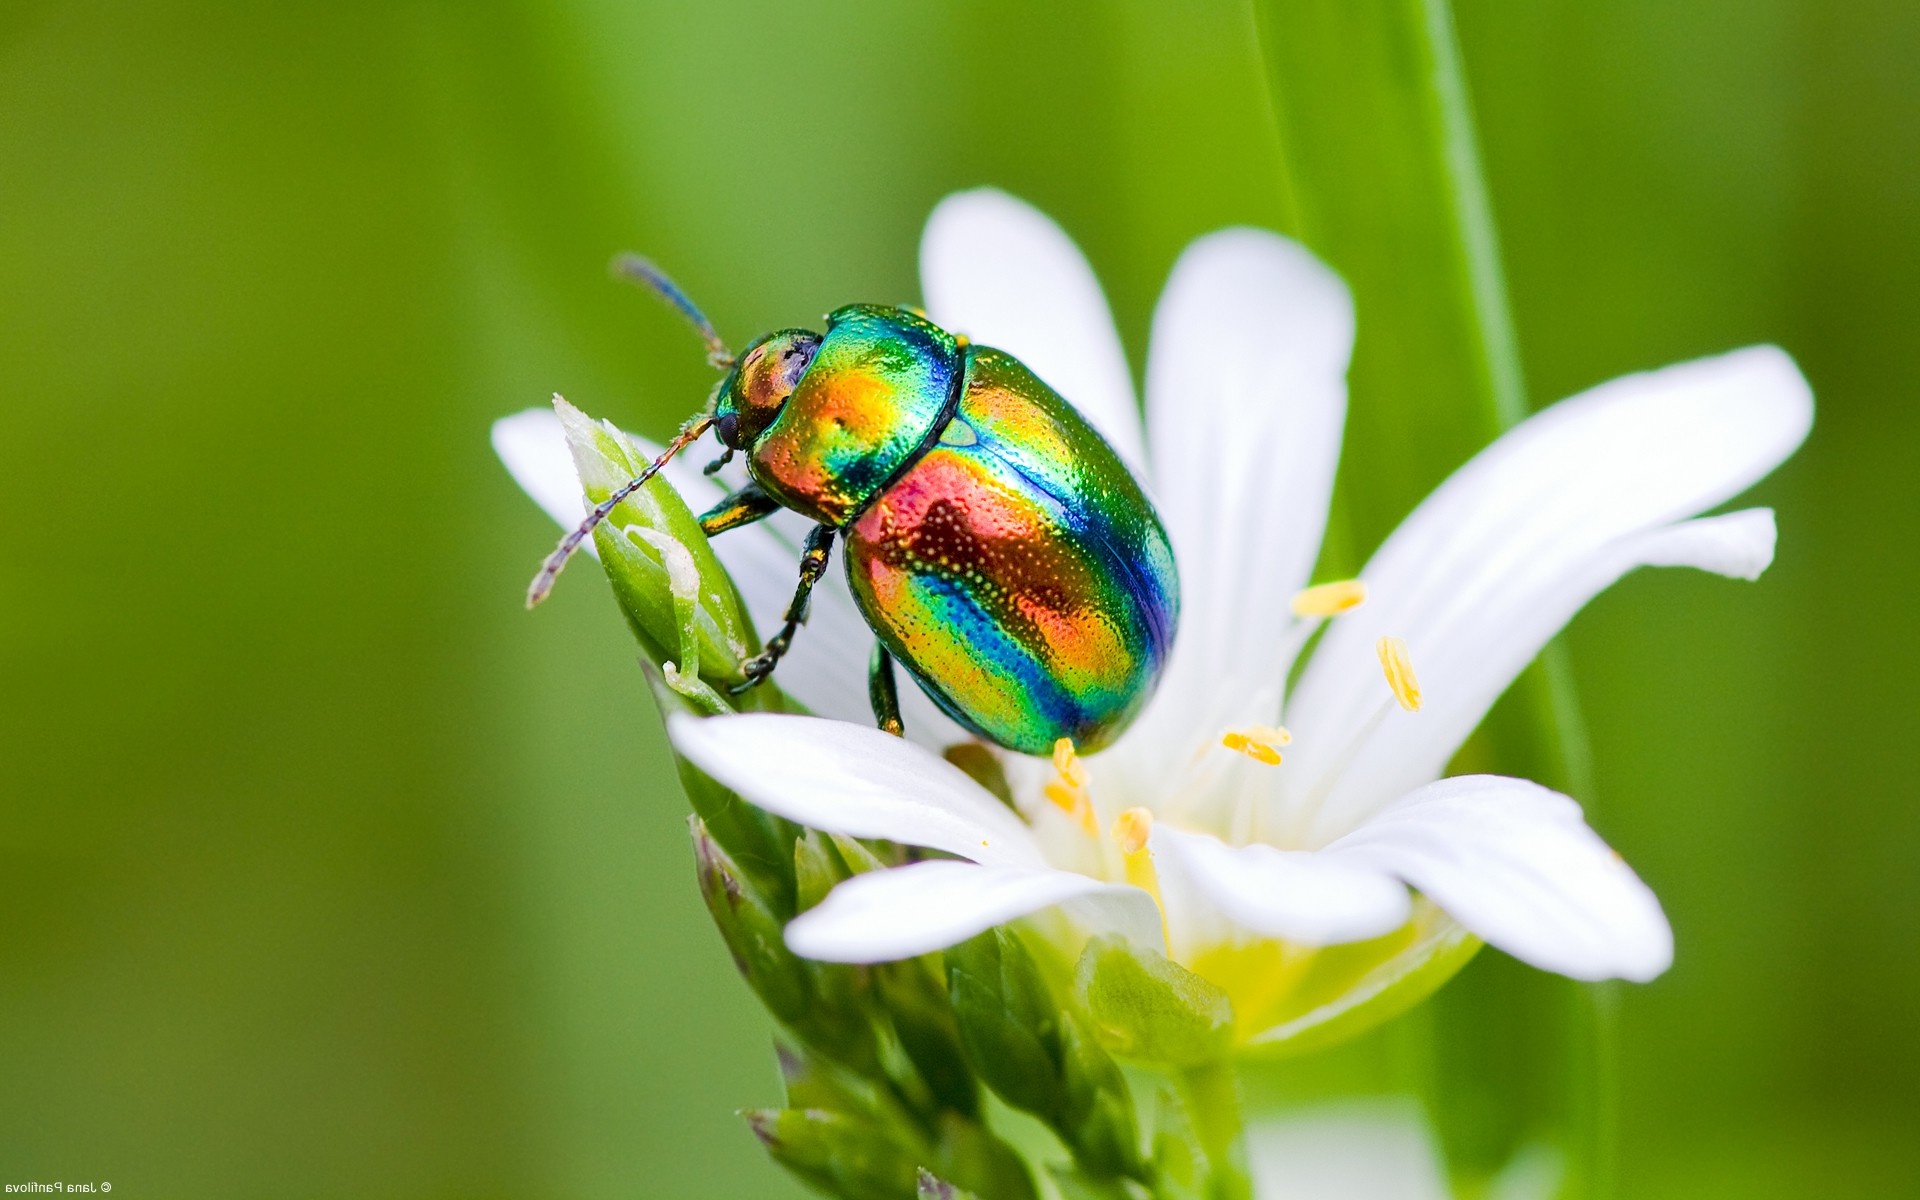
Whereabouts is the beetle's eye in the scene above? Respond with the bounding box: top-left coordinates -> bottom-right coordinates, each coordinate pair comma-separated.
777,337 -> 820,385
714,410 -> 740,448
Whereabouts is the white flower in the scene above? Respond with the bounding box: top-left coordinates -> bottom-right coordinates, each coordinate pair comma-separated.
494,189 -> 1812,1048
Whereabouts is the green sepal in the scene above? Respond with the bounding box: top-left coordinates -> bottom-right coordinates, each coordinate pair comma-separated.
777,1043 -> 883,1117
795,828 -> 853,913
924,1111 -> 1040,1200
552,395 -> 757,697
691,817 -> 811,1024
874,956 -> 980,1119
691,817 -> 878,1075
916,1168 -> 980,1200
744,1107 -> 921,1200
1075,936 -> 1234,1068
1143,1082 -> 1206,1200
1056,1014 -> 1145,1178
946,928 -> 1061,1116
1049,1164 -> 1155,1200
947,928 -> 1145,1180
743,1101 -> 1033,1200
776,1041 -> 930,1144
941,743 -> 1017,812
651,670 -> 796,900
1237,900 -> 1483,1058
828,832 -> 892,875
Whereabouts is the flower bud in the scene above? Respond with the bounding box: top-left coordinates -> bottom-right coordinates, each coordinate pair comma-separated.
693,819 -> 885,1075
553,396 -> 756,702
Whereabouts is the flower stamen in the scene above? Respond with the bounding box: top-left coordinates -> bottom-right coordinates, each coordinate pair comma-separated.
1046,737 -> 1099,837
1113,806 -> 1153,856
1376,636 -> 1422,711
1111,807 -> 1170,949
1291,579 -> 1368,617
1221,724 -> 1292,766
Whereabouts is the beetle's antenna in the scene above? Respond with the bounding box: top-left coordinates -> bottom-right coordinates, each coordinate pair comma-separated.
611,253 -> 736,370
525,412 -> 715,609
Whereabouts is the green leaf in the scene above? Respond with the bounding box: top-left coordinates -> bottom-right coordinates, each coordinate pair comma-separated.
1075,936 -> 1233,1069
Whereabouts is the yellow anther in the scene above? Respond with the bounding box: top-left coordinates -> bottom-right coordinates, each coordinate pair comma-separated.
1046,739 -> 1098,836
1291,579 -> 1369,618
1112,807 -> 1154,855
1220,725 -> 1292,766
1051,738 -> 1089,789
1376,636 -> 1422,712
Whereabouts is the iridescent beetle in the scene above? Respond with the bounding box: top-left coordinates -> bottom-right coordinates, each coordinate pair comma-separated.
529,256 -> 1179,756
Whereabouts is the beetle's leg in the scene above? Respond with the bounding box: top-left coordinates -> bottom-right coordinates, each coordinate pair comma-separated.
868,644 -> 905,738
702,447 -> 735,476
732,524 -> 836,692
698,481 -> 780,537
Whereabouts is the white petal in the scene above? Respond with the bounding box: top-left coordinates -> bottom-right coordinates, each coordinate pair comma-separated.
1112,232 -> 1354,794
920,188 -> 1146,471
492,408 -> 605,558
1152,825 -> 1409,946
785,860 -> 1157,963
1287,347 -> 1812,836
1635,506 -> 1777,579
1247,1099 -> 1453,1200
1324,775 -> 1671,982
718,534 -> 877,727
667,714 -> 1042,867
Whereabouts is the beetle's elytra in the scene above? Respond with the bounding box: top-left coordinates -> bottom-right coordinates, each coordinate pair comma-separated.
532,262 -> 1180,757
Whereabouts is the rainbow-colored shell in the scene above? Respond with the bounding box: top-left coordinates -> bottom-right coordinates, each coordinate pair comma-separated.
744,305 -> 1178,755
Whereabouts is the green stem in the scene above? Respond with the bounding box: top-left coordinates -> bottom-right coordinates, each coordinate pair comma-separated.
1249,0 -> 1611,1193
1248,0 -> 1585,787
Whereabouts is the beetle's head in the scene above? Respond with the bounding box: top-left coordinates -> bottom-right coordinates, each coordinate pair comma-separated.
714,329 -> 821,449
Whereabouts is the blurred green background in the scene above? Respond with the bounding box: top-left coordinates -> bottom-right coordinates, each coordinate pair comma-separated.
2,1 -> 1913,1196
